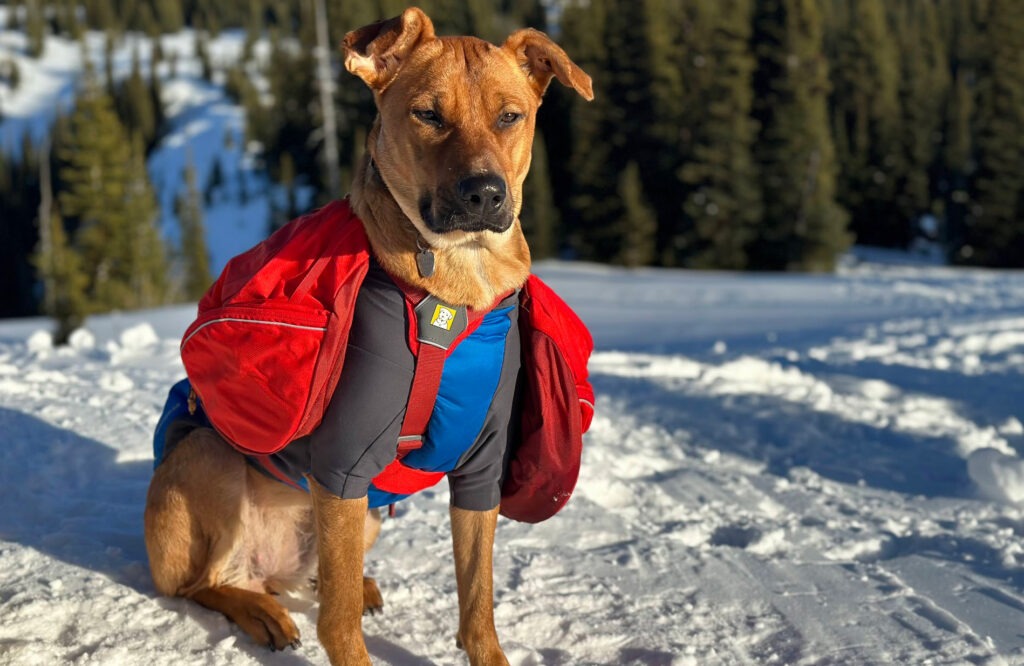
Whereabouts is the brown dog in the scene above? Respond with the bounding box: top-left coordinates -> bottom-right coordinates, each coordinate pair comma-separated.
144,7 -> 592,665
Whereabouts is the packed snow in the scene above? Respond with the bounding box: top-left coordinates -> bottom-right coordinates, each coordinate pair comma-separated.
3,256 -> 1024,665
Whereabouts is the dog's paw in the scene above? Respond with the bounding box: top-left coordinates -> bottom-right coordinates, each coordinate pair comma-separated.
362,576 -> 384,616
271,638 -> 303,653
456,634 -> 510,666
238,596 -> 302,652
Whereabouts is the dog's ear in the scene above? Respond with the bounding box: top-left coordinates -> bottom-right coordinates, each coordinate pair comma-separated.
343,7 -> 436,90
503,28 -> 594,101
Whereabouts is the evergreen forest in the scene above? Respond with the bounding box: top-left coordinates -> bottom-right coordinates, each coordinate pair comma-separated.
1,0 -> 1022,339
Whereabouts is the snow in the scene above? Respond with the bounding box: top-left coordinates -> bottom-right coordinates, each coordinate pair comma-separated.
3,256 -> 1024,665
5,17 -> 1024,666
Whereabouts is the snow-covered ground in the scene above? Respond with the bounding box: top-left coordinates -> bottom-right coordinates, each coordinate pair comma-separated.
3,256 -> 1024,665
6,11 -> 1024,666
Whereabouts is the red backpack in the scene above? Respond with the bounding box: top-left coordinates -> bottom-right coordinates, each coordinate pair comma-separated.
180,199 -> 594,523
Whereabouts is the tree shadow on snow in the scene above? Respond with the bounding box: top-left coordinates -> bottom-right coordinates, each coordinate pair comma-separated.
592,374 -> 971,500
0,407 -> 308,660
793,357 -> 1024,455
0,406 -> 154,590
591,372 -> 1024,597
0,406 -> 450,665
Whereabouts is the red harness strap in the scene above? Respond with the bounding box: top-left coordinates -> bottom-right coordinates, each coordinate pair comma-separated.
375,283 -> 510,516
375,340 -> 447,516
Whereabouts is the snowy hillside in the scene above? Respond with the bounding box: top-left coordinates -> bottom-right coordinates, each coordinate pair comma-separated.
0,18 -> 285,273
3,258 -> 1024,665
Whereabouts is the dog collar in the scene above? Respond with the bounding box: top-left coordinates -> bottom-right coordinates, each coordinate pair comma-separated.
369,156 -> 435,279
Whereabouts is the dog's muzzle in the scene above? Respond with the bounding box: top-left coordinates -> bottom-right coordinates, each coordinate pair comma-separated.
421,174 -> 513,234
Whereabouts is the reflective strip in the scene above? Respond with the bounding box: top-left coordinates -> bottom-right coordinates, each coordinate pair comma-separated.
580,398 -> 595,411
182,318 -> 328,347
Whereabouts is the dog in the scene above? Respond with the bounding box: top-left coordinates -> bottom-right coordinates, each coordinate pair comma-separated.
144,7 -> 592,665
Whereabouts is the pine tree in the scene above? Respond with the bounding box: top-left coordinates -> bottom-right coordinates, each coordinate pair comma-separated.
269,152 -> 299,233
59,67 -> 169,312
558,0 -> 621,261
520,131 -> 559,259
32,210 -> 89,344
644,0 -> 690,265
85,0 -> 117,33
103,32 -> 116,94
155,0 -> 184,33
828,0 -> 902,247
117,48 -> 158,150
25,0 -> 46,58
890,0 -> 949,239
1,58 -> 21,91
55,0 -> 84,39
120,133 -> 168,308
679,0 -> 761,270
0,135 -> 42,319
196,32 -> 214,81
465,0 -> 502,43
243,0 -> 262,61
148,53 -> 166,146
6,0 -> 22,30
502,0 -> 546,31
942,70 -> 973,256
960,0 -> 1024,266
205,157 -> 225,204
614,161 -> 657,267
175,160 -> 213,300
750,0 -> 850,271
261,38 -> 319,190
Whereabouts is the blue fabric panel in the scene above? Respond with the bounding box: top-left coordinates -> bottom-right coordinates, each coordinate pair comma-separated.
153,378 -> 194,468
400,306 -> 513,473
368,487 -> 411,508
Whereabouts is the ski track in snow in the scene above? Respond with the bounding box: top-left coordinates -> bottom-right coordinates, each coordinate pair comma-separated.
3,261 -> 1024,665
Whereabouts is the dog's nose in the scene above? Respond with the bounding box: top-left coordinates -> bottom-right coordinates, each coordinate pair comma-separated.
457,175 -> 506,215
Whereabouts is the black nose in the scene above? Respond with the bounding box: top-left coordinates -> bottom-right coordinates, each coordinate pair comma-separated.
457,175 -> 507,215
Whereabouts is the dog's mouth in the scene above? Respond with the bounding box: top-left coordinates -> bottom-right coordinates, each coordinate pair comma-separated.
419,175 -> 514,235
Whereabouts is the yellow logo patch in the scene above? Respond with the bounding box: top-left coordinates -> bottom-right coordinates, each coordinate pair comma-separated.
430,304 -> 457,331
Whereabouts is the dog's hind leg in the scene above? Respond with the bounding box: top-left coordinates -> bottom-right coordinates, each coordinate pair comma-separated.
144,428 -> 302,651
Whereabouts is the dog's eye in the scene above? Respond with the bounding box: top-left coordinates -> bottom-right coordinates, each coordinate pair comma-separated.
412,109 -> 443,128
498,111 -> 524,128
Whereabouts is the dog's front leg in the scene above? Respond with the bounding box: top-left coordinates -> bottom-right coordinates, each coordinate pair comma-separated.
451,506 -> 509,666
311,479 -> 371,666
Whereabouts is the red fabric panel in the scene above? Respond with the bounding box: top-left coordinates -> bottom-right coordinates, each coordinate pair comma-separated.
500,275 -> 595,523
181,199 -> 371,455
373,458 -> 446,495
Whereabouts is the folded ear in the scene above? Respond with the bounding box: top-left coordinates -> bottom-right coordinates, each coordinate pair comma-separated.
343,7 -> 436,90
503,28 -> 594,101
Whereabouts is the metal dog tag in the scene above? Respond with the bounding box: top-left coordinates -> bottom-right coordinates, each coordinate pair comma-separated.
416,248 -> 435,278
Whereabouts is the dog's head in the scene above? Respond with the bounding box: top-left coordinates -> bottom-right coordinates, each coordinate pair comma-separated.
343,7 -> 593,251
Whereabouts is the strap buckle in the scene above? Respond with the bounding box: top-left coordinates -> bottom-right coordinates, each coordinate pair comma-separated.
396,435 -> 423,458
